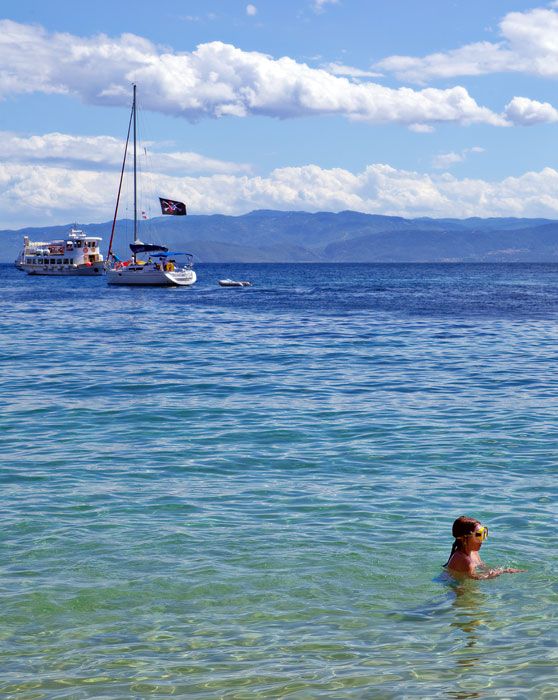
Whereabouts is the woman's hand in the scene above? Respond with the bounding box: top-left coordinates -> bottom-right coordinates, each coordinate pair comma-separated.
473,566 -> 526,579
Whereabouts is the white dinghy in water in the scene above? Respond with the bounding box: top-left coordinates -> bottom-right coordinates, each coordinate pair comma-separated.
218,279 -> 252,287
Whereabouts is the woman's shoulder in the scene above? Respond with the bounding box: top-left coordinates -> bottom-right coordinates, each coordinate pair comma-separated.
447,550 -> 474,573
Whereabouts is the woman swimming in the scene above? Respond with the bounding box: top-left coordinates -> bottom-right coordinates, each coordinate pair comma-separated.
445,516 -> 525,579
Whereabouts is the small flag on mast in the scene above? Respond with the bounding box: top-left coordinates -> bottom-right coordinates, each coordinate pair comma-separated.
159,197 -> 187,216
141,211 -> 148,220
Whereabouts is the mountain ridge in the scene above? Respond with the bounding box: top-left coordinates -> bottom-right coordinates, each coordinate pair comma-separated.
2,210 -> 558,263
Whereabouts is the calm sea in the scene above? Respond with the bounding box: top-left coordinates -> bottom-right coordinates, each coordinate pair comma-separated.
1,263 -> 557,698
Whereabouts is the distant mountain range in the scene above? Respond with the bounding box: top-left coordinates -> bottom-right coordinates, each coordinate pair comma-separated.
2,210 -> 558,263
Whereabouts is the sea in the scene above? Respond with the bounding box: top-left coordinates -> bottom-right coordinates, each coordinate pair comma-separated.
1,262 -> 557,699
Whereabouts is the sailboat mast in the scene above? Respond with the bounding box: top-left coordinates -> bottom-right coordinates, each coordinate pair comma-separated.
133,83 -> 138,246
106,98 -> 133,263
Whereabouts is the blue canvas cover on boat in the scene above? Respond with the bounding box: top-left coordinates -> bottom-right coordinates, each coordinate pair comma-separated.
129,243 -> 169,254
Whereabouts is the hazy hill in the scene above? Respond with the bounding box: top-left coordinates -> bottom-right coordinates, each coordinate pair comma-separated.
2,210 -> 558,263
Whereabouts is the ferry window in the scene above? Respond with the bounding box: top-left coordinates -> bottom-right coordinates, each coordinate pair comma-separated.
76,241 -> 82,247
64,259 -> 69,264
91,241 -> 96,248
50,259 -> 55,265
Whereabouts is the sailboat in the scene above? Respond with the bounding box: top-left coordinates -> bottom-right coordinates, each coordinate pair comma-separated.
106,85 -> 197,287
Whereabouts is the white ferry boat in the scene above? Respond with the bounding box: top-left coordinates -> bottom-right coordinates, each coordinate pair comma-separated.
15,228 -> 104,276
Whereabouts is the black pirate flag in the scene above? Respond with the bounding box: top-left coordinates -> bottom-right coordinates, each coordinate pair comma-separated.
159,198 -> 187,216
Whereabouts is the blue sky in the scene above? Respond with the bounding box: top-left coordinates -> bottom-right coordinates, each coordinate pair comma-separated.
2,0 -> 558,228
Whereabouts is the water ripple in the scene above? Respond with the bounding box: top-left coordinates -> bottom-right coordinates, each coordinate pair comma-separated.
1,263 -> 557,697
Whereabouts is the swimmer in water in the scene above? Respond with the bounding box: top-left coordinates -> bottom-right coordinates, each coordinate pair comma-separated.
445,516 -> 525,579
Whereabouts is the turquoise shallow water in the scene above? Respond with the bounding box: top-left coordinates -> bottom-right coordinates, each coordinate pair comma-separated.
1,263 -> 557,698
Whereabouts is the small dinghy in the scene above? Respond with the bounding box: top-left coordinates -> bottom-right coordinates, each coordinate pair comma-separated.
218,279 -> 252,287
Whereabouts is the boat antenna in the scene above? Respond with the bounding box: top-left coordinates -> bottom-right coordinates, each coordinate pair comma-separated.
106,87 -> 133,264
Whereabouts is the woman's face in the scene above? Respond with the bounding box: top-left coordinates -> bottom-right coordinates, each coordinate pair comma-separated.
467,525 -> 487,551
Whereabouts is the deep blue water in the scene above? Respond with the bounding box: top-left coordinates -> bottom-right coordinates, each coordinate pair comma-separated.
1,263 -> 557,698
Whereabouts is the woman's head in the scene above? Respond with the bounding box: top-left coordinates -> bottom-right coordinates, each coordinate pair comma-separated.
452,516 -> 489,548
444,516 -> 489,565
452,516 -> 480,538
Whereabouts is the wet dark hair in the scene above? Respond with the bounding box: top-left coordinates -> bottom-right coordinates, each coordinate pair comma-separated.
444,516 -> 481,567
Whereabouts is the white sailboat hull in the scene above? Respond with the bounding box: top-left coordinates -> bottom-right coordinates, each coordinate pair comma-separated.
106,86 -> 197,289
106,265 -> 196,286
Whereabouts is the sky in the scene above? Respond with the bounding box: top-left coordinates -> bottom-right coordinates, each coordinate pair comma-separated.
2,0 -> 558,228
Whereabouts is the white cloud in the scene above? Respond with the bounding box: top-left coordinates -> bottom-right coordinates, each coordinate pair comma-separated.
432,146 -> 485,170
432,152 -> 463,169
377,42 -> 513,85
505,96 -> 558,125
246,4 -> 257,16
376,7 -> 558,82
0,132 -> 124,167
322,62 -> 382,79
0,131 -> 251,175
3,159 -> 558,228
312,0 -> 339,13
408,123 -> 434,133
0,20 -> 507,128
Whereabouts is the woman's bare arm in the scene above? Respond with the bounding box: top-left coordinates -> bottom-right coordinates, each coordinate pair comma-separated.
472,567 -> 525,579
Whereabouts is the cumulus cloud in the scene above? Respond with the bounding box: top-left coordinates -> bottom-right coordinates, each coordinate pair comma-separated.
0,131 -> 251,175
3,159 -> 558,228
246,4 -> 257,16
505,97 -> 558,125
376,6 -> 558,82
0,19 -> 507,128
